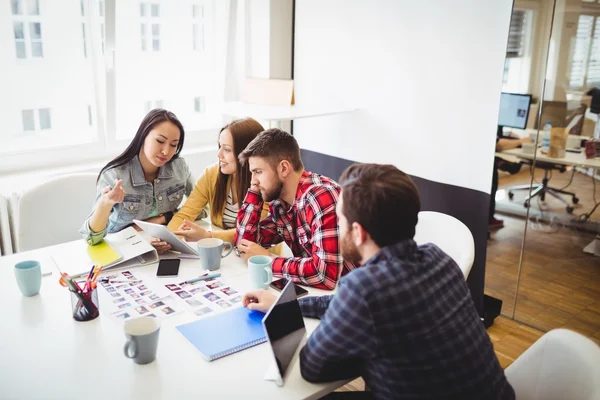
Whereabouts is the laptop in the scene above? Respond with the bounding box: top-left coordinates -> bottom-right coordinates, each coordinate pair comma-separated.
132,219 -> 199,257
262,280 -> 307,386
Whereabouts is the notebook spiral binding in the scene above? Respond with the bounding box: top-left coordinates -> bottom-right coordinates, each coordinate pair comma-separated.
211,337 -> 267,360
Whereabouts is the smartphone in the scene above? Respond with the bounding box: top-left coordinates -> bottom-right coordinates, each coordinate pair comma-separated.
156,259 -> 180,277
269,278 -> 309,298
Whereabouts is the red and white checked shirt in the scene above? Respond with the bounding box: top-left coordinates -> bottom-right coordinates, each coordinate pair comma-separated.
234,171 -> 358,290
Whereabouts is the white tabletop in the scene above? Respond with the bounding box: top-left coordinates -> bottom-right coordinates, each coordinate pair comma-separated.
496,148 -> 600,169
223,101 -> 357,122
0,240 -> 348,399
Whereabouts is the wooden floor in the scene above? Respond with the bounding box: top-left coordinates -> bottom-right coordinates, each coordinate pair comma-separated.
486,165 -> 600,344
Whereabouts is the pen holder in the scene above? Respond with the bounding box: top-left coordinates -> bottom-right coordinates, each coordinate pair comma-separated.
70,287 -> 100,322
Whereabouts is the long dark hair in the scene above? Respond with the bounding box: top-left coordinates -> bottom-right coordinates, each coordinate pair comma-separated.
212,118 -> 265,219
97,109 -> 185,182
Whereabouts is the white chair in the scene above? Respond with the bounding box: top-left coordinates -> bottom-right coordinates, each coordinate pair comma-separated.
413,211 -> 474,279
17,173 -> 98,252
505,329 -> 600,400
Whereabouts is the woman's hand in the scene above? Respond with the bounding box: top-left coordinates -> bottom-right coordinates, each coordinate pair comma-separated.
173,219 -> 212,242
150,238 -> 172,254
100,179 -> 125,207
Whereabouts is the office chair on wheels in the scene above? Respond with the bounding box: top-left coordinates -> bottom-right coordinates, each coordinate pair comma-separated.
507,162 -> 579,213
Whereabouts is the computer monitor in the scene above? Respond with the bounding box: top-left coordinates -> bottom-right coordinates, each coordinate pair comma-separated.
497,92 -> 532,137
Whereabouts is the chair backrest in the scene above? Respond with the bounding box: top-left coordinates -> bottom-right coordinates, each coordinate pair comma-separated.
17,173 -> 98,252
413,211 -> 474,279
505,329 -> 600,400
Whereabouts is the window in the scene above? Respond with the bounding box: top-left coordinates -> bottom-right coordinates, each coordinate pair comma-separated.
22,110 -> 35,131
140,2 -> 160,52
569,15 -> 600,88
21,109 -> 51,132
99,1 -> 105,53
193,4 -> 204,51
82,23 -> 88,57
194,96 -> 206,113
11,0 -> 43,59
145,100 -> 164,113
2,0 -> 231,172
39,109 -> 51,130
502,9 -> 535,93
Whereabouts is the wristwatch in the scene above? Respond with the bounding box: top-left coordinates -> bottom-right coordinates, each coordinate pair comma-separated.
163,211 -> 174,224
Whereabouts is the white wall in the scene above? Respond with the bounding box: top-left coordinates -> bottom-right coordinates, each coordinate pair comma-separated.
294,0 -> 514,194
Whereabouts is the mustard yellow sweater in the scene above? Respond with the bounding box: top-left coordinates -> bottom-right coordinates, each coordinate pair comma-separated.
167,163 -> 269,244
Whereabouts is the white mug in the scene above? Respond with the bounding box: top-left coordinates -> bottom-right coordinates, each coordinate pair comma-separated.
521,142 -> 535,155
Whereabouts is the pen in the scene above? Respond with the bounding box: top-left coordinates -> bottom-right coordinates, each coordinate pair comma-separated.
100,279 -> 142,284
185,273 -> 222,284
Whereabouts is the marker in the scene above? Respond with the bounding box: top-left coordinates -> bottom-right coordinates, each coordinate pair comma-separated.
184,273 -> 221,284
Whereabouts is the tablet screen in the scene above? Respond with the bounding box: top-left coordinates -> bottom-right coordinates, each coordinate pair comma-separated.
262,281 -> 306,382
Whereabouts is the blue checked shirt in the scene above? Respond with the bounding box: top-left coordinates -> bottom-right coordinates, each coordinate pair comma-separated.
298,240 -> 514,400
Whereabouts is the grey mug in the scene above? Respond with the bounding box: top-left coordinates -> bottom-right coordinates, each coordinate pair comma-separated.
196,238 -> 233,271
124,317 -> 161,365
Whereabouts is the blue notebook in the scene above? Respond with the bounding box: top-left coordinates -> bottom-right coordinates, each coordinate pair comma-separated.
176,307 -> 267,361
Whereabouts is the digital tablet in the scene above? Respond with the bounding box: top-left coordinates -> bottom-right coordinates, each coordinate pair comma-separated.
133,219 -> 199,256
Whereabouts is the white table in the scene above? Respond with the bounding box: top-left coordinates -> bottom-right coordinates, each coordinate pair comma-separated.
223,101 -> 358,129
0,240 -> 349,399
495,148 -> 600,169
495,148 -> 600,256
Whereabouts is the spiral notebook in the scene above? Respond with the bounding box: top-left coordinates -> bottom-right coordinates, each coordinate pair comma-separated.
176,307 -> 267,361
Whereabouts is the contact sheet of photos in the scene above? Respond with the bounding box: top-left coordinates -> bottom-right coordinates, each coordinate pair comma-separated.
99,270 -> 183,322
164,277 -> 243,317
98,270 -> 244,323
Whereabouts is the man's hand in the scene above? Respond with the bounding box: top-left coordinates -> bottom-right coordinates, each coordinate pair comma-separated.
243,290 -> 277,313
237,239 -> 270,261
173,219 -> 212,242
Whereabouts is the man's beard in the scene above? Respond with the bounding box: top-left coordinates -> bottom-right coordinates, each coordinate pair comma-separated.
262,180 -> 284,202
340,231 -> 361,265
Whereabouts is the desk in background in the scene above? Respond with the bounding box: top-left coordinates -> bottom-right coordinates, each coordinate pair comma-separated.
496,148 -> 600,169
495,148 -> 600,257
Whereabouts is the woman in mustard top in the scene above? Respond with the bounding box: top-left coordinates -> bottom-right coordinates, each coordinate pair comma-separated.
161,118 -> 268,250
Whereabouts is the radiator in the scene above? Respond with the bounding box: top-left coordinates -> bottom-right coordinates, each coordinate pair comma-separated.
0,192 -> 20,256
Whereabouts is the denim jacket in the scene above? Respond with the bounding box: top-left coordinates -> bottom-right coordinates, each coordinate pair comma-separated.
80,156 -> 194,245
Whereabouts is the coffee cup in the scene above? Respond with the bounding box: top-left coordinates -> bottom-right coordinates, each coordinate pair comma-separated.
14,260 -> 41,297
124,317 -> 161,365
521,142 -> 535,155
248,255 -> 274,290
196,238 -> 233,271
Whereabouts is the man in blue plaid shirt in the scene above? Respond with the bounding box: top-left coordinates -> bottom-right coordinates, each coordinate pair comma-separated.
243,163 -> 514,399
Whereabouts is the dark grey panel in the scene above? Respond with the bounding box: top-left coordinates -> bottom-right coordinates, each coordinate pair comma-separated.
301,149 -> 489,316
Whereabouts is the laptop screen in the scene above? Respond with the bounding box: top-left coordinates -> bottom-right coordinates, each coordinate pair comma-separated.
262,281 -> 307,381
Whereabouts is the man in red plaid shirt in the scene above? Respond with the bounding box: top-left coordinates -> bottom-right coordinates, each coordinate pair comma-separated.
234,128 -> 357,290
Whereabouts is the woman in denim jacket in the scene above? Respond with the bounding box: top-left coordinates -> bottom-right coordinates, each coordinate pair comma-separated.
80,109 -> 193,246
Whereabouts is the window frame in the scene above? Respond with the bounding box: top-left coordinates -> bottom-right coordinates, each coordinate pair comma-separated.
569,13 -> 600,89
11,0 -> 43,60
502,8 -> 536,94
1,0 -> 228,173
